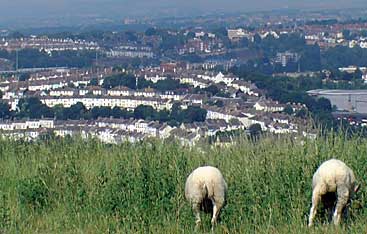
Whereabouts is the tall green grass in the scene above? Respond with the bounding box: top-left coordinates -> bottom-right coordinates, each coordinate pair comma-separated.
0,134 -> 366,233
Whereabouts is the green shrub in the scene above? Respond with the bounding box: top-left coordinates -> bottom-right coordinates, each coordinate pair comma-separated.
0,193 -> 11,230
17,176 -> 49,212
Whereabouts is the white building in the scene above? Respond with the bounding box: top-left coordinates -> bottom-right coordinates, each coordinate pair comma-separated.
39,95 -> 173,111
107,86 -> 133,96
227,29 -> 253,41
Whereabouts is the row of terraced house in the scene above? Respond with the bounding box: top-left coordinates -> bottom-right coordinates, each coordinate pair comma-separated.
0,67 -> 311,144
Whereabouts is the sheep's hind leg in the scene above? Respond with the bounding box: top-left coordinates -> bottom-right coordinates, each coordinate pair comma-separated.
211,199 -> 220,231
308,190 -> 321,227
333,187 -> 349,226
193,203 -> 201,229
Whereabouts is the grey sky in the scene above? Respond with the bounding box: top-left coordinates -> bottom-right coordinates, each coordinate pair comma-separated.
0,0 -> 366,26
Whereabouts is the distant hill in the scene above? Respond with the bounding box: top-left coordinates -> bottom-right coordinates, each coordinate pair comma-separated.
0,0 -> 366,28
0,58 -> 13,71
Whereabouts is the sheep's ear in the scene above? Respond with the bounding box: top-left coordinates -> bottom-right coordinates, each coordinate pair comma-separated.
354,184 -> 360,193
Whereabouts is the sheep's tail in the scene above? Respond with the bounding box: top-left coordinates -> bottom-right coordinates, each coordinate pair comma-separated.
202,183 -> 209,198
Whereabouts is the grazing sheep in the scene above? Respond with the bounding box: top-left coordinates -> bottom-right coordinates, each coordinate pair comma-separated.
308,159 -> 360,226
185,166 -> 227,230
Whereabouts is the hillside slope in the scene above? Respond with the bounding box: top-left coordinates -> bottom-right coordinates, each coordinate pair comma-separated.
0,135 -> 366,233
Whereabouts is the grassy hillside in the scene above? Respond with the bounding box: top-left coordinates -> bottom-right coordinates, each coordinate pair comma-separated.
0,134 -> 367,233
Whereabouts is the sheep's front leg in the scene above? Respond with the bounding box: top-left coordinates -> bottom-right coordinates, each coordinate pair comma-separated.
333,188 -> 349,225
308,190 -> 321,227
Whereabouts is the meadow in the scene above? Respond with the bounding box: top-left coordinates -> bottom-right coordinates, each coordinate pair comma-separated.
0,134 -> 367,233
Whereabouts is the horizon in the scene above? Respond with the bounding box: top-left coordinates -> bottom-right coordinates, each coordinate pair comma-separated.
1,0 -> 367,28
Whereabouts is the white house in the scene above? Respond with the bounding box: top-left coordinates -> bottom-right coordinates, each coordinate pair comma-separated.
107,86 -> 133,96
40,95 -> 173,111
50,87 -> 76,97
254,99 -> 285,112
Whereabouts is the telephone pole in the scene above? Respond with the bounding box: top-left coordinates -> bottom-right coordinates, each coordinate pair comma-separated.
95,50 -> 99,83
15,49 -> 19,71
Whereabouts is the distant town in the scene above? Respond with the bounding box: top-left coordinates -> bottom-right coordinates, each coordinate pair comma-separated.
0,65 -> 310,145
1,8 -> 367,143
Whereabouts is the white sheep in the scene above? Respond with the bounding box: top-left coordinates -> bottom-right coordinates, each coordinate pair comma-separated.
308,159 -> 360,226
185,166 -> 228,230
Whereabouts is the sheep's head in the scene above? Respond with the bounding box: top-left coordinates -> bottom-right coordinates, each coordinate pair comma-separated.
348,184 -> 362,211
349,184 -> 361,202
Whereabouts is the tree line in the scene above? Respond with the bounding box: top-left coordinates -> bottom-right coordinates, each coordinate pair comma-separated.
102,73 -> 189,92
0,49 -> 97,69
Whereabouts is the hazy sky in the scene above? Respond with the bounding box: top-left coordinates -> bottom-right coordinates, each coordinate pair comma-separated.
1,0 -> 366,25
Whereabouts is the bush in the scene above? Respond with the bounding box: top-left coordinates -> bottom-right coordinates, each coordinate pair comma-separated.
0,193 -> 11,230
17,177 -> 49,212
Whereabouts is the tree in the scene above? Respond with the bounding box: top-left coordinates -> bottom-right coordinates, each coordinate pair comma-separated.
125,31 -> 138,42
186,31 -> 196,39
9,31 -> 24,39
323,46 -> 367,70
13,49 -> 96,69
52,105 -> 65,120
181,54 -> 204,63
155,79 -> 182,91
155,110 -> 170,122
102,73 -> 138,89
342,29 -> 351,40
204,85 -> 220,96
17,97 -> 53,119
111,107 -> 124,118
134,105 -> 156,120
300,45 -> 321,71
213,27 -> 228,38
283,104 -> 294,115
214,100 -> 224,107
19,73 -> 31,81
160,33 -> 184,50
66,102 -> 88,120
89,78 -> 99,86
296,108 -> 308,118
145,27 -> 157,36
0,102 -> 11,119
170,103 -> 182,122
181,106 -> 207,123
167,119 -> 179,127
248,123 -> 262,139
317,97 -> 332,112
239,37 -> 249,48
131,58 -> 142,68
91,107 -> 112,119
253,34 -> 262,44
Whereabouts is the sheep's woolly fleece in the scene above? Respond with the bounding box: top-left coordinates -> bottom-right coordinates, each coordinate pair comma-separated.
185,166 -> 227,229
